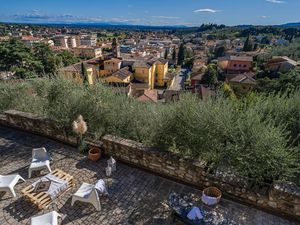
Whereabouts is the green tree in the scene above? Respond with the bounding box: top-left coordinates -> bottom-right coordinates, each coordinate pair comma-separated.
81,63 -> 89,86
57,50 -> 79,67
0,39 -> 43,78
202,64 -> 218,85
177,43 -> 185,66
164,48 -> 168,59
33,43 -> 59,76
172,47 -> 176,61
243,36 -> 253,52
214,46 -> 226,58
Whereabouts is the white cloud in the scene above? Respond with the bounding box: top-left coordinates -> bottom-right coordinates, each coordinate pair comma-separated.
261,15 -> 270,19
194,8 -> 220,13
266,0 -> 285,4
151,16 -> 180,19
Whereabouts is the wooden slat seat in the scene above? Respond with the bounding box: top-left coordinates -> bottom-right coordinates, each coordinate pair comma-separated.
22,169 -> 75,209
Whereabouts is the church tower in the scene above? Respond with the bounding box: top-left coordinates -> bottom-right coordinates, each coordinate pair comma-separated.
112,38 -> 121,58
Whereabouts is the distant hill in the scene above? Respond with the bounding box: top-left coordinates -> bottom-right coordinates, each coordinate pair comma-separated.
279,22 -> 300,27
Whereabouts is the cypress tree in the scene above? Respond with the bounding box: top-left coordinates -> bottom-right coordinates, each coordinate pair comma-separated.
177,43 -> 185,66
172,47 -> 176,61
164,48 -> 168,59
81,63 -> 89,86
243,36 -> 253,52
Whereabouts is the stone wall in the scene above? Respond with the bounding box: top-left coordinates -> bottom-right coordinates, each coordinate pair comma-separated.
102,136 -> 300,220
0,110 -> 299,220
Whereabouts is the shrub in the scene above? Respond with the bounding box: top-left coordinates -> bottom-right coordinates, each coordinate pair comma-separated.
0,78 -> 299,184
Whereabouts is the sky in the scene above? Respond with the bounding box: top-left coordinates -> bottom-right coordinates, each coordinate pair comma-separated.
0,0 -> 300,26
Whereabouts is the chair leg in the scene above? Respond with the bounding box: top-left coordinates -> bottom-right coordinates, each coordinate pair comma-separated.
92,199 -> 101,211
18,175 -> 26,182
46,165 -> 52,174
8,187 -> 16,198
28,169 -> 32,179
71,197 -> 76,206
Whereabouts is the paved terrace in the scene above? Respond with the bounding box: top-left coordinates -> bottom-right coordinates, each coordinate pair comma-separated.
0,126 -> 298,225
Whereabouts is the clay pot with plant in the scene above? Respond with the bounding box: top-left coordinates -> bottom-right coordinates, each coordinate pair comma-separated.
72,115 -> 101,161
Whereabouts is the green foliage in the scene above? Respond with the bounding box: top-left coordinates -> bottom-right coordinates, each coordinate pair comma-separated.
81,63 -> 89,86
0,39 -> 79,78
164,48 -> 168,59
256,38 -> 300,69
256,68 -> 300,94
214,46 -> 226,58
0,39 -> 44,78
177,43 -> 185,66
202,64 -> 218,85
172,47 -> 176,61
243,36 -> 254,52
0,78 -> 299,184
56,50 -> 80,67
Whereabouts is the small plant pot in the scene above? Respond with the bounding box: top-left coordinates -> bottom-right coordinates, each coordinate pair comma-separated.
201,187 -> 222,206
88,147 -> 101,161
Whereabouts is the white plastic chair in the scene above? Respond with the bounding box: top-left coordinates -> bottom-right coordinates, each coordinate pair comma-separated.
29,147 -> 52,178
71,183 -> 101,211
0,174 -> 25,197
31,211 -> 62,225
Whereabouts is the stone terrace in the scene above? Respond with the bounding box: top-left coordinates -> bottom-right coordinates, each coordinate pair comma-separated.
0,126 -> 298,225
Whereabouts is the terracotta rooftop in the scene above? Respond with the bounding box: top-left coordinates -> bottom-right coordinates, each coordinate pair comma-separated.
133,61 -> 152,69
226,73 -> 256,85
219,55 -> 253,62
106,67 -> 133,81
137,89 -> 158,103
267,56 -> 298,66
59,62 -> 93,72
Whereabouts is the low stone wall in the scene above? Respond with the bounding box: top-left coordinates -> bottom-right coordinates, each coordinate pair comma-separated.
0,110 -> 101,148
0,110 -> 299,220
102,135 -> 300,220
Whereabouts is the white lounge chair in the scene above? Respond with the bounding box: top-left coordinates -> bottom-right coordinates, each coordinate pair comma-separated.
29,147 -> 52,178
0,174 -> 25,197
71,183 -> 101,211
31,211 -> 61,225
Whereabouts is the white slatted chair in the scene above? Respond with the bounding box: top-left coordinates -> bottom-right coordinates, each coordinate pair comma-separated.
29,147 -> 52,178
0,174 -> 25,197
71,182 -> 101,211
31,211 -> 62,225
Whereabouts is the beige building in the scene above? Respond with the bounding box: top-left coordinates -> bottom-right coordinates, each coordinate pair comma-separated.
266,56 -> 298,73
67,36 -> 77,48
53,35 -> 69,48
72,46 -> 102,59
58,62 -> 96,85
99,58 -> 122,76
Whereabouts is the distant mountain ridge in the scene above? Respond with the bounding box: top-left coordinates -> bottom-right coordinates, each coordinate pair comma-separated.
279,22 -> 300,27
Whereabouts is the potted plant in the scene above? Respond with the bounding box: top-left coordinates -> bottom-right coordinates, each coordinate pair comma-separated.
201,187 -> 222,206
88,147 -> 101,161
72,115 -> 101,161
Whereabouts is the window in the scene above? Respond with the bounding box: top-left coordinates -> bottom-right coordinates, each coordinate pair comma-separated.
243,65 -> 247,68
239,64 -> 242,67
234,64 -> 237,67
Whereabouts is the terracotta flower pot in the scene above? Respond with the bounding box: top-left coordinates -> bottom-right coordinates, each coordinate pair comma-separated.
201,187 -> 222,206
88,147 -> 101,161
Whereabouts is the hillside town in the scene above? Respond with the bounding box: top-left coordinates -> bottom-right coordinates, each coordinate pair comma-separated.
1,23 -> 299,103
0,3 -> 300,224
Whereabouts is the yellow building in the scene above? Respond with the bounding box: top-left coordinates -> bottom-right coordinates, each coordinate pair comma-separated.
104,67 -> 133,85
153,59 -> 169,87
100,57 -> 168,89
99,58 -> 122,77
132,59 -> 168,89
58,62 -> 95,85
225,73 -> 256,95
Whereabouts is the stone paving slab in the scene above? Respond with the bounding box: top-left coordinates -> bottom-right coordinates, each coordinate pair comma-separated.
0,126 -> 298,225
